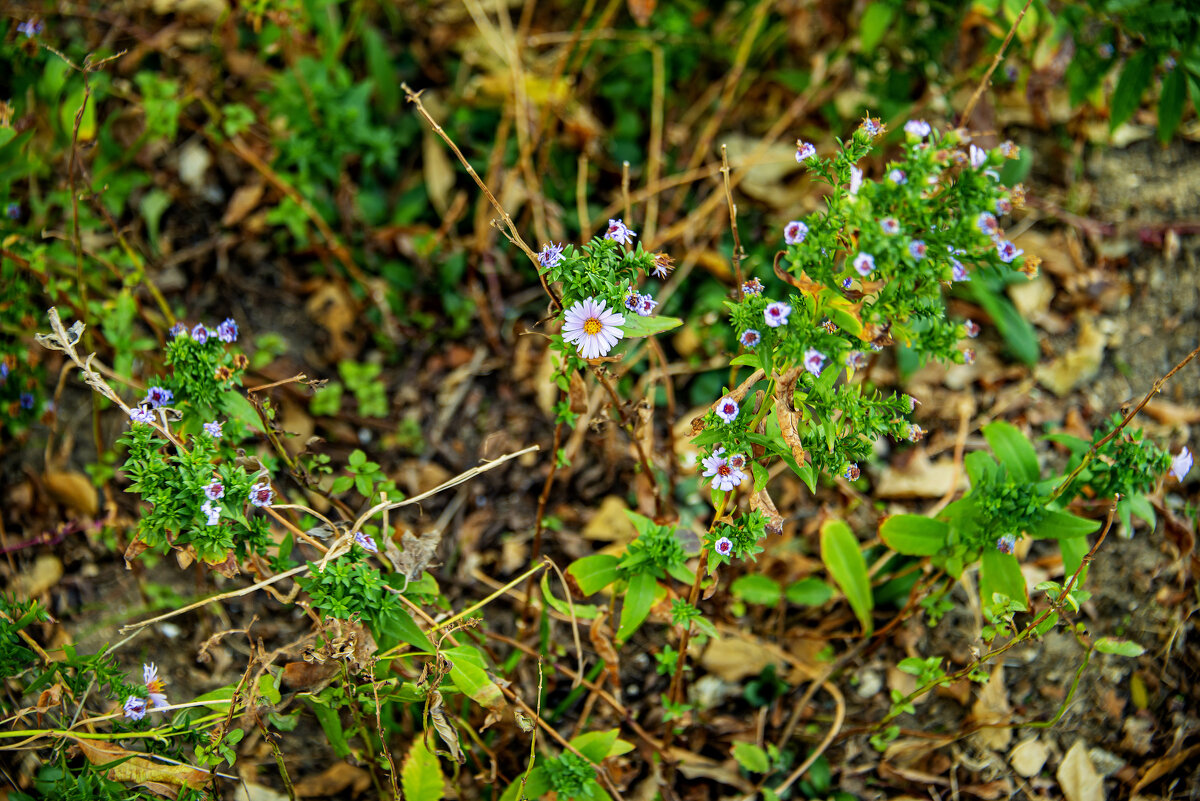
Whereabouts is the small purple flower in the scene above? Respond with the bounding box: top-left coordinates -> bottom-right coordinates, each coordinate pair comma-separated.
905,395 -> 917,412
714,536 -> 733,556
996,534 -> 1017,555
963,348 -> 976,365
1098,43 -> 1114,59
203,420 -> 223,438
881,217 -> 900,235
6,202 -> 19,219
637,294 -> 657,317
249,482 -> 275,508
904,120 -> 931,138
191,324 -> 210,344
803,348 -> 826,376
143,663 -> 168,709
844,463 -> 861,481
715,397 -> 739,424
964,319 -> 980,338
144,385 -> 173,408
977,212 -> 999,237
200,500 -> 221,526
846,351 -> 867,370
784,220 -> 808,245
1170,447 -> 1193,482
742,278 -> 763,296
702,451 -> 745,492
216,318 -> 238,343
17,20 -> 43,38
727,453 -> 747,470
996,240 -> 1023,263
354,531 -> 378,553
123,696 -> 148,721
604,219 -> 636,246
204,480 -> 225,501
169,322 -> 187,338
128,405 -> 155,424
853,252 -> 874,277
740,329 -> 761,349
764,302 -> 791,328
888,169 -> 907,185
951,259 -> 969,282
538,242 -> 565,269
969,145 -> 988,169
860,117 -> 882,137
995,197 -> 1013,215
624,292 -> 641,313
841,277 -> 853,290
20,393 -> 34,410
795,140 -> 816,162
907,423 -> 925,443
1164,56 -> 1176,71
848,166 -> 863,196
908,240 -> 927,260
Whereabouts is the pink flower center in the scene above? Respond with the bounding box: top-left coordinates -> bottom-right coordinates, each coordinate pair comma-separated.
717,465 -> 731,477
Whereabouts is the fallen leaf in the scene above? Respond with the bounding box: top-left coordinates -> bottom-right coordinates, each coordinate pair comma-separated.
222,182 -> 265,226
1058,740 -> 1105,801
73,738 -> 208,796
699,634 -> 776,682
969,663 -> 1012,751
235,782 -> 290,801
1035,315 -> 1107,397
583,496 -> 637,543
43,470 -> 99,516
877,451 -> 964,499
422,129 -> 455,215
1131,742 -> 1200,794
12,554 -> 64,600
294,762 -> 373,797
1009,737 -> 1049,777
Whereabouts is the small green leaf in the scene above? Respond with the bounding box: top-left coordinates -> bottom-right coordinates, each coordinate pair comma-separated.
980,549 -> 1028,610
1027,509 -> 1100,540
568,554 -> 620,595
751,462 -> 769,493
616,571 -> 657,643
401,738 -> 444,801
307,699 -> 352,758
377,607 -> 435,653
730,574 -> 782,606
444,646 -> 506,714
1159,67 -> 1186,142
1095,637 -> 1145,657
621,315 -> 683,338
570,729 -> 619,763
820,519 -> 873,635
879,515 -> 948,556
785,578 -> 832,607
1110,49 -> 1155,131
1059,534 -> 1090,587
730,353 -> 761,368
982,421 -> 1039,483
731,741 -> 770,774
858,2 -> 896,52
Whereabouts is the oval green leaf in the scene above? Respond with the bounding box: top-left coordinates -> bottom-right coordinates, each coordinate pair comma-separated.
820,519 -> 873,635
879,515 -> 948,556
621,314 -> 683,338
616,571 -> 657,644
982,421 -> 1039,483
568,554 -> 620,595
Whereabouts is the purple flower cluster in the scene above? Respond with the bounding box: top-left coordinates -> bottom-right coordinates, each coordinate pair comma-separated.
355,531 -> 378,552
803,348 -> 826,376
714,537 -> 734,556
143,385 -> 173,408
715,397 -> 739,424
903,120 -> 931,138
996,534 -> 1017,555
216,318 -> 238,343
853,252 -> 874,277
624,291 -> 657,317
908,240 -> 927,260
742,278 -> 763,296
702,448 -> 747,491
200,499 -> 221,526
203,420 -> 223,438
128,406 -> 155,424
124,663 -> 169,720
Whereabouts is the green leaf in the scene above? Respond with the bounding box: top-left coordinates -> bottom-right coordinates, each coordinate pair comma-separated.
540,571 -> 599,620
499,767 -> 550,801
730,574 -> 782,606
1027,509 -> 1100,539
964,451 -> 998,486
858,2 -> 896,52
1126,493 -> 1156,528
785,578 -> 832,606
1159,67 -> 1187,142
568,554 -> 620,595
1059,534 -> 1090,587
571,729 -> 619,763
1095,637 -> 1145,657
982,421 -> 1039,483
820,519 -> 873,635
401,738 -> 444,801
444,645 -> 506,714
879,515 -> 948,556
307,699 -> 352,758
730,353 -> 761,368
617,571 -> 657,643
378,607 -> 435,653
621,315 -> 683,338
751,462 -> 769,493
979,549 -> 1028,610
1111,49 -> 1155,130
731,741 -> 770,774
969,283 -> 1039,365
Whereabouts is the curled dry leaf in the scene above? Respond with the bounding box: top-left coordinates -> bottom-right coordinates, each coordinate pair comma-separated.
750,488 -> 784,536
72,738 -> 208,797
427,690 -> 465,764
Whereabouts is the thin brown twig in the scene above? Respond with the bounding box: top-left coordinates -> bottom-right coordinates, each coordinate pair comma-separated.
720,144 -> 745,300
960,0 -> 1035,127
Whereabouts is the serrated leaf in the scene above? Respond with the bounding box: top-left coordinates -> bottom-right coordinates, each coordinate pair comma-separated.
568,554 -> 620,595
621,315 -> 683,338
820,519 -> 873,635
732,741 -> 770,774
730,574 -> 781,606
879,515 -> 948,556
402,738 -> 444,801
982,421 -> 1039,483
1095,637 -> 1145,657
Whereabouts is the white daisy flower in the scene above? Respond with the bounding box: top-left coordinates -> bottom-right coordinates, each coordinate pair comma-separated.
562,297 -> 625,360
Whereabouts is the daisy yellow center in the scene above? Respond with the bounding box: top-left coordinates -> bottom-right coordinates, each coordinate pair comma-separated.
583,317 -> 603,335
147,678 -> 165,693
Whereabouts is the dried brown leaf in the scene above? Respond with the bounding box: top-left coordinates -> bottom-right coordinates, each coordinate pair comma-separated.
428,690 -> 465,763
1057,740 -> 1105,801
294,762 -> 373,797
73,738 -> 208,796
43,470 -> 98,516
